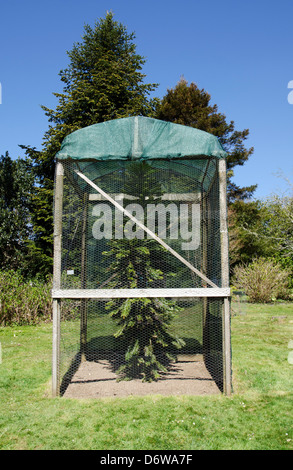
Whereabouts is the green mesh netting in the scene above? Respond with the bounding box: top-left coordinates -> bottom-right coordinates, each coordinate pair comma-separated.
56,116 -> 227,161
56,116 -> 226,194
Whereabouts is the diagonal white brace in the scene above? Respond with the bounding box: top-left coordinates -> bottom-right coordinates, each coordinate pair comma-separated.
75,169 -> 218,288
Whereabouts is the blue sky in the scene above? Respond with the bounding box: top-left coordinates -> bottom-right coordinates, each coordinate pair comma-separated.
1,0 -> 293,199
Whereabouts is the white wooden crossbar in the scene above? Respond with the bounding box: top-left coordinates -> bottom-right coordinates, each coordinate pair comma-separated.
51,288 -> 230,299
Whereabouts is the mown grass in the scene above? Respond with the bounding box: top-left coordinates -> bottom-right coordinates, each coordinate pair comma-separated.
0,302 -> 292,450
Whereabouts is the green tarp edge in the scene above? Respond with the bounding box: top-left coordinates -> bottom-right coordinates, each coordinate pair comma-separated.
56,116 -> 227,162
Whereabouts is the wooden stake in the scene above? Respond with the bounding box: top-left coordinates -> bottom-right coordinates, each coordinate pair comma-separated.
201,193 -> 208,357
80,193 -> 88,362
52,162 -> 64,397
52,299 -> 61,397
219,158 -> 232,396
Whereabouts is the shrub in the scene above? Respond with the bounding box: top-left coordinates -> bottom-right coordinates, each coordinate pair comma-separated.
0,270 -> 52,325
232,258 -> 291,303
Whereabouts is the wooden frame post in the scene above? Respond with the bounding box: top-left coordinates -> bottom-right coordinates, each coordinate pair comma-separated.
52,299 -> 61,397
219,158 -> 232,396
201,192 -> 208,356
80,193 -> 88,362
52,161 -> 64,397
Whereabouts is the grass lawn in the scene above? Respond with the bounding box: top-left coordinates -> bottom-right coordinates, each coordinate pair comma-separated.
0,301 -> 292,450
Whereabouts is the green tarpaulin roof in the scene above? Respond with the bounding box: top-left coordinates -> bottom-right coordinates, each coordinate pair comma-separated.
56,116 -> 227,161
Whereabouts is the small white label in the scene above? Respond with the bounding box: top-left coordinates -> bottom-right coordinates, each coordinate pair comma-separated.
67,270 -> 74,275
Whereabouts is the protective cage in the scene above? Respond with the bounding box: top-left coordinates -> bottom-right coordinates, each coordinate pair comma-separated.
52,117 -> 231,397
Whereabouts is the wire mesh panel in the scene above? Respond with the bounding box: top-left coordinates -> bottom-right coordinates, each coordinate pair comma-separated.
53,157 -> 228,396
58,297 -> 224,397
60,158 -> 220,290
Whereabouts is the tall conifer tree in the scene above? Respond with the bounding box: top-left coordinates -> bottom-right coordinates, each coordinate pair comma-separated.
21,13 -> 158,274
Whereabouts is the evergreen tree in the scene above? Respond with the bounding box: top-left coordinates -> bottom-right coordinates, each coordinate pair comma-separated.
21,13 -> 158,275
0,152 -> 35,274
156,78 -> 256,202
104,163 -> 184,382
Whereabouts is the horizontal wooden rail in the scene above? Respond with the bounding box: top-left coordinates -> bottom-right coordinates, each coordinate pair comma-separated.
52,287 -> 230,299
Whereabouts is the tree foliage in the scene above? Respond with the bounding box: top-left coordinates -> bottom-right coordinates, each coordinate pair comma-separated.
104,163 -> 184,382
0,152 -> 35,274
10,16 -> 259,279
156,78 -> 256,202
21,13 -> 158,274
259,194 -> 293,259
228,199 -> 272,269
239,192 -> 293,282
